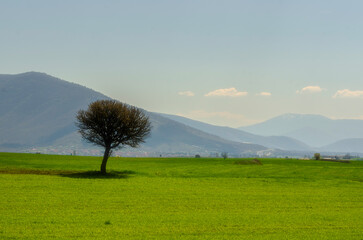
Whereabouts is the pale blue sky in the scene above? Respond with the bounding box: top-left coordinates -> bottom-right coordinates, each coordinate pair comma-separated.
1,0 -> 363,127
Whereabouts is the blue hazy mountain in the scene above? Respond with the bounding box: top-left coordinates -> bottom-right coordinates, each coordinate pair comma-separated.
160,113 -> 311,151
320,138 -> 363,153
0,72 -> 265,155
0,72 -> 109,147
239,113 -> 363,148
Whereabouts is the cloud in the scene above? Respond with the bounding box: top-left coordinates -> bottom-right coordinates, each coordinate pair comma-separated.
296,86 -> 323,94
178,91 -> 195,97
333,89 -> 363,98
205,88 -> 248,97
256,92 -> 271,96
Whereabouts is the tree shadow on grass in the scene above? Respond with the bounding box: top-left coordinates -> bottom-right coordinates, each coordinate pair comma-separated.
0,169 -> 136,179
60,170 -> 136,179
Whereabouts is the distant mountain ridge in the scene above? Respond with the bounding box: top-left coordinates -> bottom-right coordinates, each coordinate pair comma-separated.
0,72 -> 265,156
320,138 -> 363,153
160,113 -> 311,151
1,72 -> 361,156
0,72 -> 109,147
239,113 -> 363,148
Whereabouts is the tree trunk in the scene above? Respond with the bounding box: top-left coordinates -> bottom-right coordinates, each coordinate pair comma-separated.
101,146 -> 111,174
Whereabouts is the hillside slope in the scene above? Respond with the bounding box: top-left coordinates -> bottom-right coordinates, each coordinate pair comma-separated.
0,72 -> 109,147
320,138 -> 363,153
240,113 -> 363,147
160,113 -> 311,151
0,72 -> 265,155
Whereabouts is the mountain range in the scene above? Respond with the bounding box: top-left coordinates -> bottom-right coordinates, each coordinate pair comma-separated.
1,72 -> 362,156
159,113 -> 311,151
0,72 -> 265,156
239,113 -> 363,151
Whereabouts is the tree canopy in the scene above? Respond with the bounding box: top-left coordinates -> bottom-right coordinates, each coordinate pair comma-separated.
76,100 -> 151,174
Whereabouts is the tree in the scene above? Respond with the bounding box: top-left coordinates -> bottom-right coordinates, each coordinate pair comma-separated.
221,152 -> 228,160
76,100 -> 151,174
314,153 -> 321,160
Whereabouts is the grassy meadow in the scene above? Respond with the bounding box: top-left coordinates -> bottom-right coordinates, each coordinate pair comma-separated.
0,152 -> 362,239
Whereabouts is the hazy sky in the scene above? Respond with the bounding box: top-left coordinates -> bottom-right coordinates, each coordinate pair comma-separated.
1,0 -> 363,127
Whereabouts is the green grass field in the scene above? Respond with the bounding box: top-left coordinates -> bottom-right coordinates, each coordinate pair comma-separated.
0,152 -> 362,239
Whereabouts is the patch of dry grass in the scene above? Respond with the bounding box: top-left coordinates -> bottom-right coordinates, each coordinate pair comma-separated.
234,158 -> 262,165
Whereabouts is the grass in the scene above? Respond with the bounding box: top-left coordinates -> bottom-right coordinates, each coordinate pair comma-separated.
0,152 -> 362,239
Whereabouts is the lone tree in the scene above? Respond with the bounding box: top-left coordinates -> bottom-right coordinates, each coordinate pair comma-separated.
221,152 -> 228,160
76,100 -> 151,174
